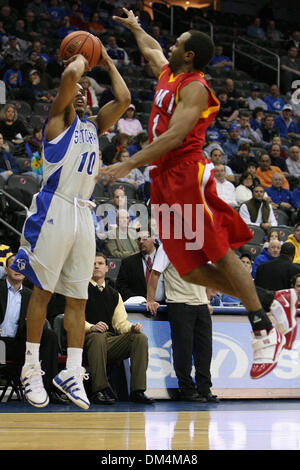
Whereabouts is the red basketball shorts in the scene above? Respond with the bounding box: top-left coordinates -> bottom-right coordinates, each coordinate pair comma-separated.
150,159 -> 253,277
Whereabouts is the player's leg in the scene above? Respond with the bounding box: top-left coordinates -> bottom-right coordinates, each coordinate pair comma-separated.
52,297 -> 90,409
183,248 -> 286,379
21,286 -> 52,408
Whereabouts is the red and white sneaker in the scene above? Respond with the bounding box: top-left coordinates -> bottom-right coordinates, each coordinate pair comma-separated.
270,289 -> 298,350
250,327 -> 286,379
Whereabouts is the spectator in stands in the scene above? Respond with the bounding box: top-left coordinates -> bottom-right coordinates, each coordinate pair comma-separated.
205,119 -> 225,145
0,104 -> 30,144
20,50 -> 39,82
286,223 -> 300,264
2,59 -> 22,98
151,25 -> 167,56
250,107 -> 266,130
127,132 -> 148,156
264,84 -> 285,113
256,153 -> 289,189
3,36 -> 27,62
256,114 -> 279,148
116,104 -> 143,137
272,136 -> 288,158
228,142 -> 257,175
266,19 -> 283,42
216,89 -> 239,125
31,39 -> 49,65
263,229 -> 282,249
25,124 -> 42,156
35,57 -> 55,92
286,145 -> 300,177
116,228 -> 165,303
247,17 -> 267,42
209,44 -> 232,71
246,161 -> 261,186
224,78 -> 245,104
265,172 -> 296,224
252,238 -> 281,278
223,124 -> 243,159
0,254 -> 68,404
106,35 -> 130,69
0,132 -> 21,181
235,172 -> 255,206
214,163 -> 238,208
47,0 -> 67,24
83,252 -> 154,404
240,252 -> 253,272
79,75 -> 98,110
286,30 -> 300,50
105,209 -> 139,259
56,15 -> 78,39
86,12 -> 106,37
209,145 -> 234,183
246,86 -> 268,111
112,148 -> 145,188
268,143 -> 289,173
18,68 -> 55,110
274,104 -> 300,139
146,244 -> 218,403
238,111 -> 262,144
102,133 -> 131,165
23,11 -> 41,41
239,184 -> 277,233
26,0 -> 49,21
280,46 -> 300,94
97,187 -> 136,234
255,242 -> 300,290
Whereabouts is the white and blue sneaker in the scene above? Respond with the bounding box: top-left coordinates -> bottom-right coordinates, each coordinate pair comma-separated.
21,362 -> 49,408
53,366 -> 90,410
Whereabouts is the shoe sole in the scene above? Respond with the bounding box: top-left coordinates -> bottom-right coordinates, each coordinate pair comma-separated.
24,393 -> 49,408
273,289 -> 298,350
250,330 -> 286,379
52,378 -> 90,410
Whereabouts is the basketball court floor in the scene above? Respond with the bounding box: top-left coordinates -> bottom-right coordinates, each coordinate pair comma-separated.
1,399 -> 300,451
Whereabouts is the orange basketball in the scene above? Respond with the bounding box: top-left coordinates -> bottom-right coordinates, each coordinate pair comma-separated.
59,31 -> 102,69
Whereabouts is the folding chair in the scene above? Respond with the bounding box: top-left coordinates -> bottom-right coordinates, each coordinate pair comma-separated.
247,224 -> 265,244
0,341 -> 24,402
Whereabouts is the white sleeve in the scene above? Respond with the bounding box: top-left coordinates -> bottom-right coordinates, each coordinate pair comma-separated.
239,203 -> 254,225
152,244 -> 170,273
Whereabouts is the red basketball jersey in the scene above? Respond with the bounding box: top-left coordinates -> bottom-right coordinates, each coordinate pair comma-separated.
148,64 -> 220,168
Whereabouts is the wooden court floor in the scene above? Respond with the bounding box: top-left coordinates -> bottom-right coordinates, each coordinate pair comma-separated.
1,400 -> 300,451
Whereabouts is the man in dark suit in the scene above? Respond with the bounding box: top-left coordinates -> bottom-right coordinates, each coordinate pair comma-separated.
255,242 -> 300,291
84,252 -> 154,405
0,254 -> 67,404
116,229 -> 164,302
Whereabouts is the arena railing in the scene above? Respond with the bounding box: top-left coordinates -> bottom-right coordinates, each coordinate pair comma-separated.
232,36 -> 281,88
0,188 -> 26,237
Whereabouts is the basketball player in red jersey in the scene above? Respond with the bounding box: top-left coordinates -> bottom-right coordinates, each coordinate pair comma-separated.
98,9 -> 297,379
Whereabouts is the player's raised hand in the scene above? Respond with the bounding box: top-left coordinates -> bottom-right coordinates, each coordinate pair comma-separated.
112,8 -> 140,30
63,54 -> 90,72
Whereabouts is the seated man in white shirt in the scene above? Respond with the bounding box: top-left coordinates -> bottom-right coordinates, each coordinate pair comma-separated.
214,163 -> 238,208
239,184 -> 278,232
286,145 -> 300,177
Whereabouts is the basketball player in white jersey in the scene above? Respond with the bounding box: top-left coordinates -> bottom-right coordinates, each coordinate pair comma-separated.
10,49 -> 131,408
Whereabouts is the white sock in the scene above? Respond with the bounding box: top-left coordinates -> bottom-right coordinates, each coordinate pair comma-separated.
24,342 -> 40,366
66,347 -> 83,369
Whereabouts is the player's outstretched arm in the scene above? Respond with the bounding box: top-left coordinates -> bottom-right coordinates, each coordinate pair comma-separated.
90,46 -> 131,135
113,8 -> 168,77
45,54 -> 90,140
97,81 -> 209,184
